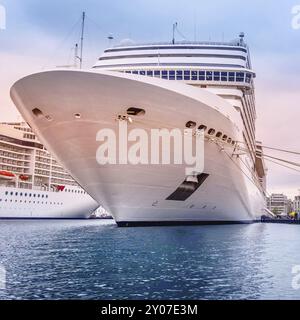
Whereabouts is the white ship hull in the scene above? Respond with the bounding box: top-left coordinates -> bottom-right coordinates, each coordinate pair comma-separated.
11,70 -> 266,225
0,186 -> 99,219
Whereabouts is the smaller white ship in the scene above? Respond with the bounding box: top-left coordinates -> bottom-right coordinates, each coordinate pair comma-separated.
0,122 -> 99,219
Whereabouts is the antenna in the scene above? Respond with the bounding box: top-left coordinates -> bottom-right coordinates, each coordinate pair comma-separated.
239,32 -> 245,45
172,22 -> 177,44
79,11 -> 86,69
74,43 -> 79,68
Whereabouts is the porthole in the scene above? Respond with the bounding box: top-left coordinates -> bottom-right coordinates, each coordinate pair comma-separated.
231,141 -> 235,145
227,138 -> 232,143
222,135 -> 228,141
74,113 -> 81,119
208,128 -> 215,135
185,121 -> 196,128
198,125 -> 207,131
127,107 -> 146,116
216,132 -> 222,138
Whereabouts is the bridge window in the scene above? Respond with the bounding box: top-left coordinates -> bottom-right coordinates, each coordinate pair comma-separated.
246,73 -> 252,83
213,71 -> 220,81
154,70 -> 160,78
147,70 -> 153,76
184,70 -> 190,80
228,72 -> 235,82
162,70 -> 168,79
206,71 -> 212,81
176,70 -> 183,80
236,72 -> 245,82
191,71 -> 197,80
169,70 -> 175,80
221,72 -> 227,81
199,71 -> 205,80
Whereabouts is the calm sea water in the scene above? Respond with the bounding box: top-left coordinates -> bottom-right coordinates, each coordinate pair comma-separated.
0,220 -> 300,300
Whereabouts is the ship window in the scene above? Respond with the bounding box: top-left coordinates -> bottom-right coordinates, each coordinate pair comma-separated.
185,121 -> 196,129
222,135 -> 228,141
33,194 -> 36,197
20,193 -> 23,196
191,71 -> 197,80
32,108 -> 44,118
229,72 -> 235,82
146,70 -> 153,77
29,193 -> 32,197
162,70 -> 168,79
206,71 -> 212,81
132,70 -> 138,74
227,138 -> 232,143
25,193 -> 27,197
216,131 -> 222,138
231,141 -> 235,145
236,72 -> 245,82
213,71 -> 220,81
154,70 -> 160,78
198,125 -> 207,131
125,70 -> 131,74
127,107 -> 145,116
199,71 -> 205,80
5,191 -> 8,195
15,192 -> 18,196
42,195 -> 44,198
246,73 -> 252,83
139,70 -> 145,75
208,128 -> 215,135
184,70 -> 190,80
169,70 -> 175,80
176,70 -> 183,80
221,72 -> 227,81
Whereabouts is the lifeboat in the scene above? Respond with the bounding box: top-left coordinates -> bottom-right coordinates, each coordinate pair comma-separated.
19,175 -> 29,181
0,170 -> 16,180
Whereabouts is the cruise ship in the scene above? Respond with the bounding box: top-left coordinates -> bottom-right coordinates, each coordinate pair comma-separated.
0,122 -> 99,218
10,34 -> 267,226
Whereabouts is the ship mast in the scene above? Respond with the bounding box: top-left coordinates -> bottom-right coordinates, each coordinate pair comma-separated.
79,11 -> 85,69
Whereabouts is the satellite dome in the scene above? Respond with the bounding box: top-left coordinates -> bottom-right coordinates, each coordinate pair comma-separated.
119,38 -> 135,46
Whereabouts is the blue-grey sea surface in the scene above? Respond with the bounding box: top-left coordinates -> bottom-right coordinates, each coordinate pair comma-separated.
0,220 -> 300,300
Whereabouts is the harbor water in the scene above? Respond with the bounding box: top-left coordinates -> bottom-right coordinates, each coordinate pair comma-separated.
0,220 -> 300,300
